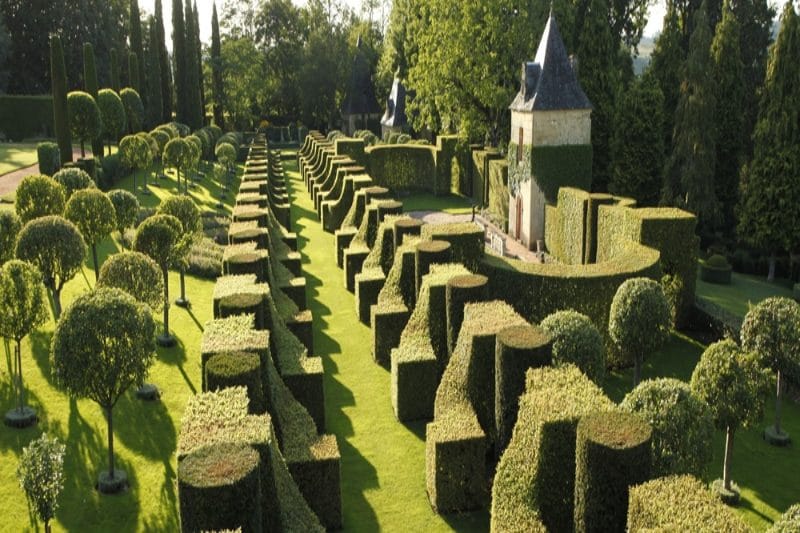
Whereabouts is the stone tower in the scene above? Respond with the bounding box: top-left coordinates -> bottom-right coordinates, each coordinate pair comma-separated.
508,12 -> 593,250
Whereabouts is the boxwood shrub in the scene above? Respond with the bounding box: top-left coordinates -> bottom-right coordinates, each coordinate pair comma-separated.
37,141 -> 61,176
205,352 -> 266,414
366,144 -> 436,191
491,365 -> 614,533
626,475 -> 751,532
421,222 -> 484,272
574,411 -> 652,533
699,254 -> 732,284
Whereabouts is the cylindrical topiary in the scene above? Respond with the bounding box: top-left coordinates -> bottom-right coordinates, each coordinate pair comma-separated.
178,442 -> 262,533
415,240 -> 451,297
218,293 -> 268,331
393,218 -> 424,250
223,251 -> 267,282
377,200 -> 403,223
37,142 -> 61,176
446,274 -> 488,358
574,411 -> 652,533
495,324 -> 552,452
540,310 -> 605,385
204,352 -> 265,414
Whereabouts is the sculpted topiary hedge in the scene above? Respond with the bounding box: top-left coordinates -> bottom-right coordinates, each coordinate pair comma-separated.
366,144 -> 436,192
491,365 -> 614,533
421,222 -> 484,272
626,475 -> 752,532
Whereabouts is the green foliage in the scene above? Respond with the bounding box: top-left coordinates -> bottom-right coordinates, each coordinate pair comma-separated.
366,144 -> 436,192
133,213 -> 182,269
82,42 -> 98,97
97,251 -> 163,311
157,195 -> 201,236
627,475 -> 752,532
540,310 -> 604,384
609,73 -> 665,206
15,174 -> 66,223
118,134 -> 151,171
127,52 -> 140,95
129,0 -> 144,94
64,188 -> 115,247
648,5 -> 682,152
120,87 -> 144,133
508,144 -> 593,204
741,297 -> 800,375
420,222 -> 484,272
37,142 -> 60,176
491,365 -> 614,532
16,434 -> 65,531
609,277 -> 671,382
67,91 -> 102,155
690,339 -> 767,432
769,504 -> 800,533
163,137 -> 192,175
52,168 -> 95,198
574,411 -> 652,533
205,352 -> 266,414
0,96 -> 53,142
97,89 -> 127,145
0,210 -> 21,265
216,142 -> 236,167
107,189 -> 140,235
178,442 -> 263,533
621,378 -> 714,477
210,2 -> 225,128
662,1 -> 719,230
50,34 -> 72,163
0,259 -> 49,343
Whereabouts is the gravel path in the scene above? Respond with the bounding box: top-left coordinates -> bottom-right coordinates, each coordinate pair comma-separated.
0,148 -> 85,197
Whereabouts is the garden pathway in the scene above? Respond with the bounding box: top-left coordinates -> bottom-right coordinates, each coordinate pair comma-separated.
285,155 -> 488,532
0,148 -> 84,196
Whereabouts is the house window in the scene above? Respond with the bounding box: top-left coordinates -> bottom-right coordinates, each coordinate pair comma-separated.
517,127 -> 523,162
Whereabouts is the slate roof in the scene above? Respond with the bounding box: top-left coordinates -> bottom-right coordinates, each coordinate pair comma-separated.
509,14 -> 592,112
342,36 -> 382,116
381,77 -> 407,127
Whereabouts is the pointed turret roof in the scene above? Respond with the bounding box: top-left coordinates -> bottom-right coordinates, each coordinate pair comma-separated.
341,36 -> 382,116
381,77 -> 407,127
509,13 -> 592,112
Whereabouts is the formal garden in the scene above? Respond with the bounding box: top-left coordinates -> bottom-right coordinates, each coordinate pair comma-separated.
2,0 -> 800,532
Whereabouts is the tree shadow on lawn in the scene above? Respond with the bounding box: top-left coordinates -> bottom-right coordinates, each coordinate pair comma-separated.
114,390 -> 176,461
0,378 -> 49,453
156,336 -> 196,395
337,433 -> 380,531
29,329 -> 55,388
54,398 -> 141,533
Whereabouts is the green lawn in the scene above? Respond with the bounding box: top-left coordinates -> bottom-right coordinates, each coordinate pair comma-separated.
0,143 -> 39,175
696,271 -> 795,319
0,163 -> 238,532
286,159 -> 488,532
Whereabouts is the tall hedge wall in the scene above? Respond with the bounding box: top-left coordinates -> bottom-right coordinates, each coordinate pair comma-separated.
471,149 -> 503,208
366,144 -> 436,192
508,143 -> 593,204
334,137 -> 367,167
435,135 -> 460,196
626,475 -> 752,532
421,222 -> 484,272
0,95 -> 54,141
488,159 -> 509,231
491,365 -> 614,533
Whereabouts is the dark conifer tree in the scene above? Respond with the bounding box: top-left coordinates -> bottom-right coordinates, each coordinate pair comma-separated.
173,0 -> 187,124
194,1 -> 205,125
649,5 -> 683,154
184,0 -> 202,129
211,1 -> 225,128
51,34 -> 72,164
146,18 -> 164,129
663,0 -> 718,231
155,0 -> 173,122
129,0 -> 146,107
110,47 -> 121,91
128,52 -> 140,93
84,42 -> 105,159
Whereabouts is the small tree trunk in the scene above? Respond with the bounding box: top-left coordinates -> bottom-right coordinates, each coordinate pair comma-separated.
52,287 -> 62,320
633,355 -> 642,387
15,340 -> 23,412
723,426 -> 735,491
106,406 -> 115,478
768,251 -> 776,282
163,268 -> 170,338
92,243 -> 100,282
45,518 -> 51,533
180,269 -> 187,302
80,140 -> 85,158
775,370 -> 784,435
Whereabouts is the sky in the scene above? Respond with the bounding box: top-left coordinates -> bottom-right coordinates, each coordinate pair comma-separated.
140,0 -> 669,49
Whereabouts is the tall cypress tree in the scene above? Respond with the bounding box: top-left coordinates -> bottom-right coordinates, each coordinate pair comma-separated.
155,0 -> 173,122
738,2 -> 800,280
609,73 -> 665,206
649,5 -> 684,154
51,34 -> 72,164
211,1 -> 225,128
146,18 -> 164,129
576,0 -> 619,192
711,0 -> 744,232
110,47 -> 121,91
129,0 -> 146,109
84,42 -> 105,159
184,0 -> 202,129
128,51 -> 140,92
663,0 -> 718,230
194,1 -> 205,125
173,0 -> 187,124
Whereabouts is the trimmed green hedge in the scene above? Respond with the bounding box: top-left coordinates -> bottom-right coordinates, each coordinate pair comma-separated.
769,504 -> 800,533
421,222 -> 484,272
446,274 -> 489,359
540,310 -> 605,385
37,142 -> 61,175
699,256 -> 732,284
472,149 -> 503,207
366,144 -> 436,192
205,352 -> 266,415
435,135 -> 460,196
574,411 -> 652,533
415,240 -> 451,295
491,365 -> 614,533
427,301 -> 528,512
178,442 -> 262,533
488,159 -> 509,231
0,95 -> 54,141
391,264 -> 470,421
334,137 -> 367,167
322,174 -> 373,233
508,143 -> 593,204
557,188 -> 591,265
494,325 -> 552,452
627,475 -> 751,532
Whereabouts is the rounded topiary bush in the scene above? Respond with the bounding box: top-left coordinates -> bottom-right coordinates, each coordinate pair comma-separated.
204,352 -> 265,414
15,174 -> 66,223
178,442 -> 262,533
53,167 -> 95,198
37,141 -> 60,175
540,310 -> 604,384
574,411 -> 652,533
769,503 -> 800,533
700,254 -> 732,284
621,377 -> 713,477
